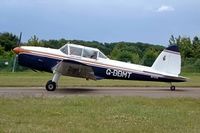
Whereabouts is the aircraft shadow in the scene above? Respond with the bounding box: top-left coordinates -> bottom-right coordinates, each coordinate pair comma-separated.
56,88 -> 96,94
54,87 -> 189,94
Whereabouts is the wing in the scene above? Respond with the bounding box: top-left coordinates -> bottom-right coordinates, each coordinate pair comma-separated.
52,59 -> 96,80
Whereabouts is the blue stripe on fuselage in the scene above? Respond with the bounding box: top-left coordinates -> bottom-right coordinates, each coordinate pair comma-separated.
18,53 -> 185,82
18,53 -> 60,72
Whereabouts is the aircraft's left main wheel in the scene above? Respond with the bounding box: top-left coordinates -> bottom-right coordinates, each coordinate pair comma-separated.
46,80 -> 56,91
170,86 -> 176,91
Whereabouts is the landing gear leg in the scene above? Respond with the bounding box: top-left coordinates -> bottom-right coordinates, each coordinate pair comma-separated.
170,83 -> 176,91
46,72 -> 61,91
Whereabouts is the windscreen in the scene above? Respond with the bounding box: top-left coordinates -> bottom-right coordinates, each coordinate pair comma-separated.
83,48 -> 98,59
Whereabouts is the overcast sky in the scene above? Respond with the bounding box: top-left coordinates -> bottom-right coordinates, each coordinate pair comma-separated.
0,0 -> 200,45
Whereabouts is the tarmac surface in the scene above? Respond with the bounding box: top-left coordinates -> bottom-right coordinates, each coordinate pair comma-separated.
0,87 -> 200,98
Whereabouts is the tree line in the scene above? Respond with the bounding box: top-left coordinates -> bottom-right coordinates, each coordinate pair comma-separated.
0,32 -> 200,72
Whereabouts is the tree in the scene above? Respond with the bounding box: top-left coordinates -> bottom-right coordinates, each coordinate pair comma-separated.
110,43 -> 141,63
142,48 -> 160,66
116,52 -> 138,63
42,39 -> 60,48
28,35 -> 43,46
169,35 -> 193,58
179,37 -> 193,58
192,36 -> 200,58
0,45 -> 5,56
0,32 -> 18,51
169,35 -> 176,45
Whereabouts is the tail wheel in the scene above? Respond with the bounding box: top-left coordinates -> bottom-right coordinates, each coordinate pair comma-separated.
46,80 -> 56,91
170,86 -> 176,91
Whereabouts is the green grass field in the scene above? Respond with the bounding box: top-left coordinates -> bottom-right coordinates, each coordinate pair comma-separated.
0,97 -> 200,133
0,72 -> 200,87
0,72 -> 200,133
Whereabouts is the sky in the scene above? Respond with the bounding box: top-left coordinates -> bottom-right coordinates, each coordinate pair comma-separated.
0,0 -> 200,46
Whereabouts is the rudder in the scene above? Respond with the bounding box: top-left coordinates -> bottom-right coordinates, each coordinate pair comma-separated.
151,45 -> 181,76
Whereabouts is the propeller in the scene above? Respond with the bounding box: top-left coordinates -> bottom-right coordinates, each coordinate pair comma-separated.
17,32 -> 22,47
12,32 -> 22,72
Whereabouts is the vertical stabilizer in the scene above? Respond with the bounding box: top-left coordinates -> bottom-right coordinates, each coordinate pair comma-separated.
151,45 -> 181,76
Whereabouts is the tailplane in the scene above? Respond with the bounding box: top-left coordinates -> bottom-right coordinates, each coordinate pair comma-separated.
151,45 -> 181,76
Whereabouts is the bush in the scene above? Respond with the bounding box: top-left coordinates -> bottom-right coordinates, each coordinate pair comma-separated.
182,58 -> 200,73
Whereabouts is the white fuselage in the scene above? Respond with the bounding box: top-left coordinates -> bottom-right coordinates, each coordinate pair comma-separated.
20,46 -> 178,78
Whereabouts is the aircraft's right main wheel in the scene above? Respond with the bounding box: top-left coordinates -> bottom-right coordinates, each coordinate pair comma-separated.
46,80 -> 56,91
170,86 -> 176,91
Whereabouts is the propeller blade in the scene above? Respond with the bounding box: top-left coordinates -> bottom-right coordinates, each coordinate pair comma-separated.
17,32 -> 22,47
12,32 -> 22,72
12,55 -> 18,72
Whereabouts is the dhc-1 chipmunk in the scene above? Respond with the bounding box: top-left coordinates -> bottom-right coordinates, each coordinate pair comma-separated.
13,43 -> 187,91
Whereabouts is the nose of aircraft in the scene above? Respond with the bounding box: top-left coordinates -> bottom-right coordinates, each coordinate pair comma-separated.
13,47 -> 21,54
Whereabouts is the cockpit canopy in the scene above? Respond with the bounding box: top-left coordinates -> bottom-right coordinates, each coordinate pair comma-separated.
60,44 -> 108,60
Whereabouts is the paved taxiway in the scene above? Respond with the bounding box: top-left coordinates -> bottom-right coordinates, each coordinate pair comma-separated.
0,87 -> 200,98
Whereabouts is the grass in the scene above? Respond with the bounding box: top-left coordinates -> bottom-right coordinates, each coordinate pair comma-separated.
0,72 -> 200,132
0,72 -> 200,87
0,96 -> 200,133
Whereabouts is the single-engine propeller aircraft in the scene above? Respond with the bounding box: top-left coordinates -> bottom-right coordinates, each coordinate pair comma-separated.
13,42 -> 187,91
